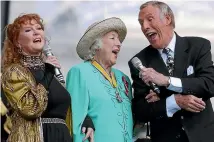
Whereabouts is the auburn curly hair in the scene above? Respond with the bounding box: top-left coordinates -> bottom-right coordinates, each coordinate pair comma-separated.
1,13 -> 44,71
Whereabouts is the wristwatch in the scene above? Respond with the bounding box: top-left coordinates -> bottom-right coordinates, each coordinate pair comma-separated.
166,76 -> 171,88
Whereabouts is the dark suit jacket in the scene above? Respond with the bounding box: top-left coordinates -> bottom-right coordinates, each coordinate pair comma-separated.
128,34 -> 214,142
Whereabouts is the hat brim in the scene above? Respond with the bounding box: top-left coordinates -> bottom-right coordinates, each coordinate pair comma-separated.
76,17 -> 127,60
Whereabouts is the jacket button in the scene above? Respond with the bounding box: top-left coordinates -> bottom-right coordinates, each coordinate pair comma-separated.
176,134 -> 181,139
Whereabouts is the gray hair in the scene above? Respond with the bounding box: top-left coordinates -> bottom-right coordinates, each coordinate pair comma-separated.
84,38 -> 102,61
140,1 -> 175,28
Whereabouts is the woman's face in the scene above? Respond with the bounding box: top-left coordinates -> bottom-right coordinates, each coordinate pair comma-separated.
96,31 -> 121,67
17,19 -> 45,56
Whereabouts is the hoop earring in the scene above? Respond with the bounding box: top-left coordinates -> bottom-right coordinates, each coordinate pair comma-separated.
18,48 -> 22,54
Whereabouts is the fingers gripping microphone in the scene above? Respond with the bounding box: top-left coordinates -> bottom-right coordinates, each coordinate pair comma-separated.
131,57 -> 160,94
43,47 -> 65,84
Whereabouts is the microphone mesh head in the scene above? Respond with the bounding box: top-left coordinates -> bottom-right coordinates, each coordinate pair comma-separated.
131,57 -> 142,69
43,47 -> 51,53
43,47 -> 52,56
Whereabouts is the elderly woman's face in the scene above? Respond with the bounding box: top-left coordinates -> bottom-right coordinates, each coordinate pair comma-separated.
98,31 -> 121,66
17,19 -> 45,56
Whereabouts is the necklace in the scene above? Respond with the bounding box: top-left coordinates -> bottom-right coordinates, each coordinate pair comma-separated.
20,55 -> 45,70
91,60 -> 123,103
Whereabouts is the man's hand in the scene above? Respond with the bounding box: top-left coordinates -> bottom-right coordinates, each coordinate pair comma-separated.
140,68 -> 169,87
145,90 -> 160,103
174,94 -> 206,112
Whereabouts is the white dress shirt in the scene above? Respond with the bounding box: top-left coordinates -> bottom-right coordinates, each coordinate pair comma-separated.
158,33 -> 182,117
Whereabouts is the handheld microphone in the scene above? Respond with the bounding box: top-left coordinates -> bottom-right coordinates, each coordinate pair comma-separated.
131,57 -> 160,94
43,47 -> 65,84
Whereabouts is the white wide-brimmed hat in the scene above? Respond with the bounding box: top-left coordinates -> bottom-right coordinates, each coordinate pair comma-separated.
76,17 -> 127,60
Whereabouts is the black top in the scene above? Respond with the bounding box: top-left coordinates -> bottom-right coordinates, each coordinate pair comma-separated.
30,68 -> 70,119
29,65 -> 72,142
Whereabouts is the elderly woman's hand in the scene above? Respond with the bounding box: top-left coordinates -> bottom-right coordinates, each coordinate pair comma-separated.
44,56 -> 61,69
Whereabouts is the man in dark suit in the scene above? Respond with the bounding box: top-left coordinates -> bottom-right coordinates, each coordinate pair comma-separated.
128,1 -> 214,142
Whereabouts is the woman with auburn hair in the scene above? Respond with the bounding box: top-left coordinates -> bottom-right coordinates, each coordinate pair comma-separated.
1,13 -> 94,142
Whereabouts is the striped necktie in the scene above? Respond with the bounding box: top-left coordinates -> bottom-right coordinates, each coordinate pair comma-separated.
163,48 -> 174,76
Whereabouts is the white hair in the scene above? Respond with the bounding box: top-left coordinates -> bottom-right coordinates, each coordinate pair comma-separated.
140,1 -> 175,28
84,38 -> 102,61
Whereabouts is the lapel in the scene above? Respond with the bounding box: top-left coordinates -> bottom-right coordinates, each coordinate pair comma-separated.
173,33 -> 189,77
147,46 -> 169,76
146,33 -> 189,77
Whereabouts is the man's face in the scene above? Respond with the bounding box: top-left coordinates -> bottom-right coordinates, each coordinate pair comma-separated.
138,5 -> 173,49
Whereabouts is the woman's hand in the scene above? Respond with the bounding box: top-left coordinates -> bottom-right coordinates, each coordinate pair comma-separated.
82,116 -> 95,142
82,127 -> 94,142
44,56 -> 61,69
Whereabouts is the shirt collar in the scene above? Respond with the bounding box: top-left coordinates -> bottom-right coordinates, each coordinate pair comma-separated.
158,32 -> 176,54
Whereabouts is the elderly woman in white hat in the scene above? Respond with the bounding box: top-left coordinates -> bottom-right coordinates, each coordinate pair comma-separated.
66,17 -> 133,142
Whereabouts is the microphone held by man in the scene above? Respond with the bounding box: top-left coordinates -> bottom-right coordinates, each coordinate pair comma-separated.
131,57 -> 160,95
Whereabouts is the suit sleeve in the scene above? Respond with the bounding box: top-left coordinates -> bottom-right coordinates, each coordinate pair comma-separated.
181,40 -> 214,99
128,61 -> 168,123
66,67 -> 89,142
